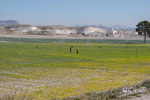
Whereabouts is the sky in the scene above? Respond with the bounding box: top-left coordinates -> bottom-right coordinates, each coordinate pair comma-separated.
0,0 -> 150,27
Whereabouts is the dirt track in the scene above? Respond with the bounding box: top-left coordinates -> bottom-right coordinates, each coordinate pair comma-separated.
0,34 -> 149,40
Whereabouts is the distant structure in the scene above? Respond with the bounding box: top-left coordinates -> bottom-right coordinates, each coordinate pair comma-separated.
106,28 -> 117,35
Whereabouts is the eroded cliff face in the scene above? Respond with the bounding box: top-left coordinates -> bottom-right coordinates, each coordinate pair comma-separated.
39,25 -> 106,35
0,25 -> 139,38
6,25 -> 41,34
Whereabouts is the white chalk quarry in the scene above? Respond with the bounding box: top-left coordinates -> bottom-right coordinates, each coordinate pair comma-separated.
0,25 -> 139,38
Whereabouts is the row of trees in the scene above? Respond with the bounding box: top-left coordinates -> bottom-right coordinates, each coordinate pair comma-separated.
136,21 -> 150,43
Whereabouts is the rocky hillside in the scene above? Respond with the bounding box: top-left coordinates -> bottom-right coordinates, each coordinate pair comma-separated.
6,25 -> 41,34
75,24 -> 135,30
0,20 -> 19,27
39,25 -> 106,35
0,24 -> 139,38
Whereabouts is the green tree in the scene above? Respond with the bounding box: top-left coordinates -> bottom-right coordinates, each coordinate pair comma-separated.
136,21 -> 150,43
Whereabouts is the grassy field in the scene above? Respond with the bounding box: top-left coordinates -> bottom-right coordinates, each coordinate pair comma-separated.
0,40 -> 150,99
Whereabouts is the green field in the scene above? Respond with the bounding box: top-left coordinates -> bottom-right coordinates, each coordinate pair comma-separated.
0,40 -> 150,99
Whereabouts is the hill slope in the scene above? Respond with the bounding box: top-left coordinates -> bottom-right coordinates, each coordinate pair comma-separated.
0,20 -> 19,27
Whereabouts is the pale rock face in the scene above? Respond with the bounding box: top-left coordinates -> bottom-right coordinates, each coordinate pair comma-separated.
1,25 -> 139,38
10,26 -> 40,33
43,27 -> 106,35
124,30 -> 138,35
82,27 -> 106,34
45,29 -> 78,34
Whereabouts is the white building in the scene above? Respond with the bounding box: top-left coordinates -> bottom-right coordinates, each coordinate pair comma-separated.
106,28 -> 117,35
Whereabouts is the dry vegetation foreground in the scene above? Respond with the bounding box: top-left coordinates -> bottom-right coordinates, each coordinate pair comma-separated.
0,41 -> 150,99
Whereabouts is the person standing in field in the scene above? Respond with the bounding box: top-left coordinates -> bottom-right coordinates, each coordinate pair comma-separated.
70,46 -> 73,53
76,47 -> 79,54
70,47 -> 72,53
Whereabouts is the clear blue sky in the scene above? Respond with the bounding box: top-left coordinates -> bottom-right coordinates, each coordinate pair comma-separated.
0,0 -> 150,27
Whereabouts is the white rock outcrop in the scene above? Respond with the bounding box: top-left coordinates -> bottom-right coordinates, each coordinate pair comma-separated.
0,24 -> 140,38
7,25 -> 41,33
40,26 -> 107,35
